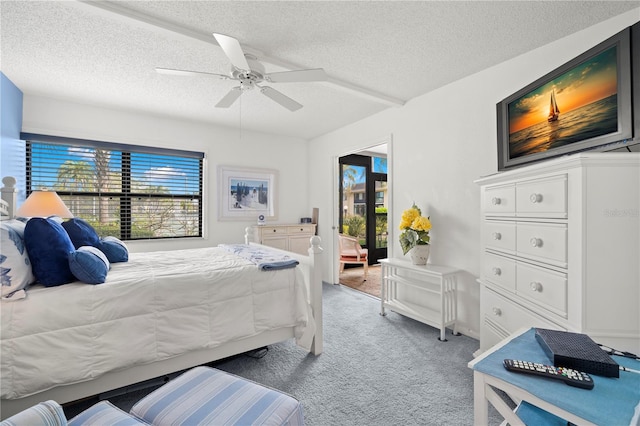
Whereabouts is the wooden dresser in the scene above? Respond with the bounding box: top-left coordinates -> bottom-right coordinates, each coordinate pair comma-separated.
475,153 -> 639,354
248,224 -> 316,256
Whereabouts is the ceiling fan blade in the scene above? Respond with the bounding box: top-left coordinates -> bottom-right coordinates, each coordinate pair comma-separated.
215,87 -> 243,108
260,86 -> 303,111
213,33 -> 251,72
266,68 -> 327,83
155,67 -> 228,79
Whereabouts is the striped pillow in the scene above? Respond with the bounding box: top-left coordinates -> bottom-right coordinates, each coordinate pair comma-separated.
0,400 -> 67,426
68,401 -> 142,426
131,366 -> 304,426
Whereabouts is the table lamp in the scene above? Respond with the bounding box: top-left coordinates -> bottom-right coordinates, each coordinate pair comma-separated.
15,189 -> 74,218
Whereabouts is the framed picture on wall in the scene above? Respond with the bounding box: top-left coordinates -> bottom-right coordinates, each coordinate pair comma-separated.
217,166 -> 277,221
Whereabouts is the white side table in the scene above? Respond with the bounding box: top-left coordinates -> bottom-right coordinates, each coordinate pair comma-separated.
379,258 -> 459,341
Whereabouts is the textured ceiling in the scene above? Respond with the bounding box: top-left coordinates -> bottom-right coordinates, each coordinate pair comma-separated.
1,1 -> 638,140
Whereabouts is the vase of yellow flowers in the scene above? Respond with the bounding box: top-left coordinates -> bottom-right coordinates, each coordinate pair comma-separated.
399,204 -> 431,265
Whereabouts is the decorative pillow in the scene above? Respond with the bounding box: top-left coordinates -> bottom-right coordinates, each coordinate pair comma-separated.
68,401 -> 141,426
100,236 -> 129,263
62,218 -> 100,249
3,219 -> 27,236
0,400 -> 67,426
24,218 -> 76,287
69,246 -> 110,284
1,220 -> 35,299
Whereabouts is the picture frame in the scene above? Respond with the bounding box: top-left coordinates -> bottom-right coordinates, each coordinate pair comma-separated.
217,165 -> 277,221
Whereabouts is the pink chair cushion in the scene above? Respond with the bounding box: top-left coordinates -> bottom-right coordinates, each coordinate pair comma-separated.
340,248 -> 368,260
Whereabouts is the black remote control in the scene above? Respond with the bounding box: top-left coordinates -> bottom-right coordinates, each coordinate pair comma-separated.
503,359 -> 594,389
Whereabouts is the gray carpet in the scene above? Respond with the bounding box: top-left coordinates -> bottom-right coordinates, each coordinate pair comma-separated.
64,283 -> 503,425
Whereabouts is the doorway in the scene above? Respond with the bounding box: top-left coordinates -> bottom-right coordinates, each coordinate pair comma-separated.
338,153 -> 388,264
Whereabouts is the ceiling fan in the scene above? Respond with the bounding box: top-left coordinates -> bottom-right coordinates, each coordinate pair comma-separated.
156,33 -> 327,111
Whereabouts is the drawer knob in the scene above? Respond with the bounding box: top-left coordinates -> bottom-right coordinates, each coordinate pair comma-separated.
529,193 -> 543,203
273,229 -> 277,232
530,281 -> 542,292
492,232 -> 502,240
530,237 -> 542,247
492,267 -> 501,276
491,197 -> 501,205
492,307 -> 502,316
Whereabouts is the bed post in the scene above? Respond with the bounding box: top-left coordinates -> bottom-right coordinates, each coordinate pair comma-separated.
244,227 -> 254,244
244,227 -> 323,355
308,235 -> 323,355
1,176 -> 17,218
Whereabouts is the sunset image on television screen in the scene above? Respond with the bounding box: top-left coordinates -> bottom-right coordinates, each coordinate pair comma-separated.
508,46 -> 618,159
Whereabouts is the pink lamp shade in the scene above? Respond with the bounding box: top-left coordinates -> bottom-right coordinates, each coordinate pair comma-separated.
15,190 -> 74,218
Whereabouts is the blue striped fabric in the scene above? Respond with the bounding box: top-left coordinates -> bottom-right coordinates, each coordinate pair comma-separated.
68,401 -> 145,426
0,400 -> 67,426
131,367 -> 304,426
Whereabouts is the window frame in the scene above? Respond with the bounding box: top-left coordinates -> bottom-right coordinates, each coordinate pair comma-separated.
22,133 -> 204,241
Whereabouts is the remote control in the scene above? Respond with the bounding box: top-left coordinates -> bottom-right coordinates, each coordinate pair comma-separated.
503,359 -> 594,389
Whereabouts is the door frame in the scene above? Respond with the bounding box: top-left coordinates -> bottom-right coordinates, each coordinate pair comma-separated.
332,135 -> 393,285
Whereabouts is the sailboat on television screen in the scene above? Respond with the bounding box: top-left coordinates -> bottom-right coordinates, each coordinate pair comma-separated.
548,89 -> 560,122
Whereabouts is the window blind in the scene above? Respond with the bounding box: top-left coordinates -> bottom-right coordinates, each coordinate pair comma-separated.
23,134 -> 203,240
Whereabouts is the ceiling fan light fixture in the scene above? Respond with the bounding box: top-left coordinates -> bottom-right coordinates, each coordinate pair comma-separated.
240,80 -> 255,91
159,33 -> 325,110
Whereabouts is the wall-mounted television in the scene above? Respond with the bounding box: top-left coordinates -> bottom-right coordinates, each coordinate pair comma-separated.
496,23 -> 639,171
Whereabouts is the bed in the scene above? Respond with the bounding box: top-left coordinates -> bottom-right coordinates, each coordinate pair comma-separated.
0,176 -> 323,419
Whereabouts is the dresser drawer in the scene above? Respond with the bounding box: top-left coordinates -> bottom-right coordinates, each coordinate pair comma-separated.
482,253 -> 516,292
484,221 -> 516,253
516,222 -> 567,267
516,262 -> 567,317
483,184 -> 515,215
482,287 -> 564,339
286,225 -> 315,234
516,175 -> 567,218
260,226 -> 287,235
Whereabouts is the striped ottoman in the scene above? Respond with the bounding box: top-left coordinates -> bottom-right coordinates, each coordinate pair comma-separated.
130,367 -> 304,426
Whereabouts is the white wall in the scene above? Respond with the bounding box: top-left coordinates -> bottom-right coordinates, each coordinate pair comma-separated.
19,95 -> 310,252
309,8 -> 640,339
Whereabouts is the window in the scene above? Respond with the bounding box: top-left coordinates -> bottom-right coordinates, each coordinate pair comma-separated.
23,134 -> 203,240
372,156 -> 387,174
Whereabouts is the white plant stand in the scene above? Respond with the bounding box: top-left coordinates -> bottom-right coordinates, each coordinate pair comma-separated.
379,258 -> 459,341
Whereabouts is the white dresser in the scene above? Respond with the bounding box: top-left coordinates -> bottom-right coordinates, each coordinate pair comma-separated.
248,224 -> 316,256
476,153 -> 639,354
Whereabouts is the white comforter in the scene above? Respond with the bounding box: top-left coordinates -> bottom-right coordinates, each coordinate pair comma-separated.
0,247 -> 314,400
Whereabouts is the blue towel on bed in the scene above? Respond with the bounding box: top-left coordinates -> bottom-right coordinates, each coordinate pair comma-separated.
218,244 -> 299,270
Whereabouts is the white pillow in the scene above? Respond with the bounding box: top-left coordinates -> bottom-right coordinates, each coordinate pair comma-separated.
1,220 -> 35,299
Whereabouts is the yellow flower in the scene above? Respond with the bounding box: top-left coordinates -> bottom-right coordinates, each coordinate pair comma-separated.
398,203 -> 432,255
411,216 -> 432,232
399,207 -> 420,230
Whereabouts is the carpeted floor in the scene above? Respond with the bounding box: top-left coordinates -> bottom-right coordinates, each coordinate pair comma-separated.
64,283 -> 503,425
340,264 -> 381,298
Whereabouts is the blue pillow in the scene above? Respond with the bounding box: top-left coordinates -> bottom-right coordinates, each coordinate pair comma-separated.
62,218 -> 101,249
24,218 -> 76,287
100,236 -> 129,263
69,246 -> 110,284
1,220 -> 35,299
